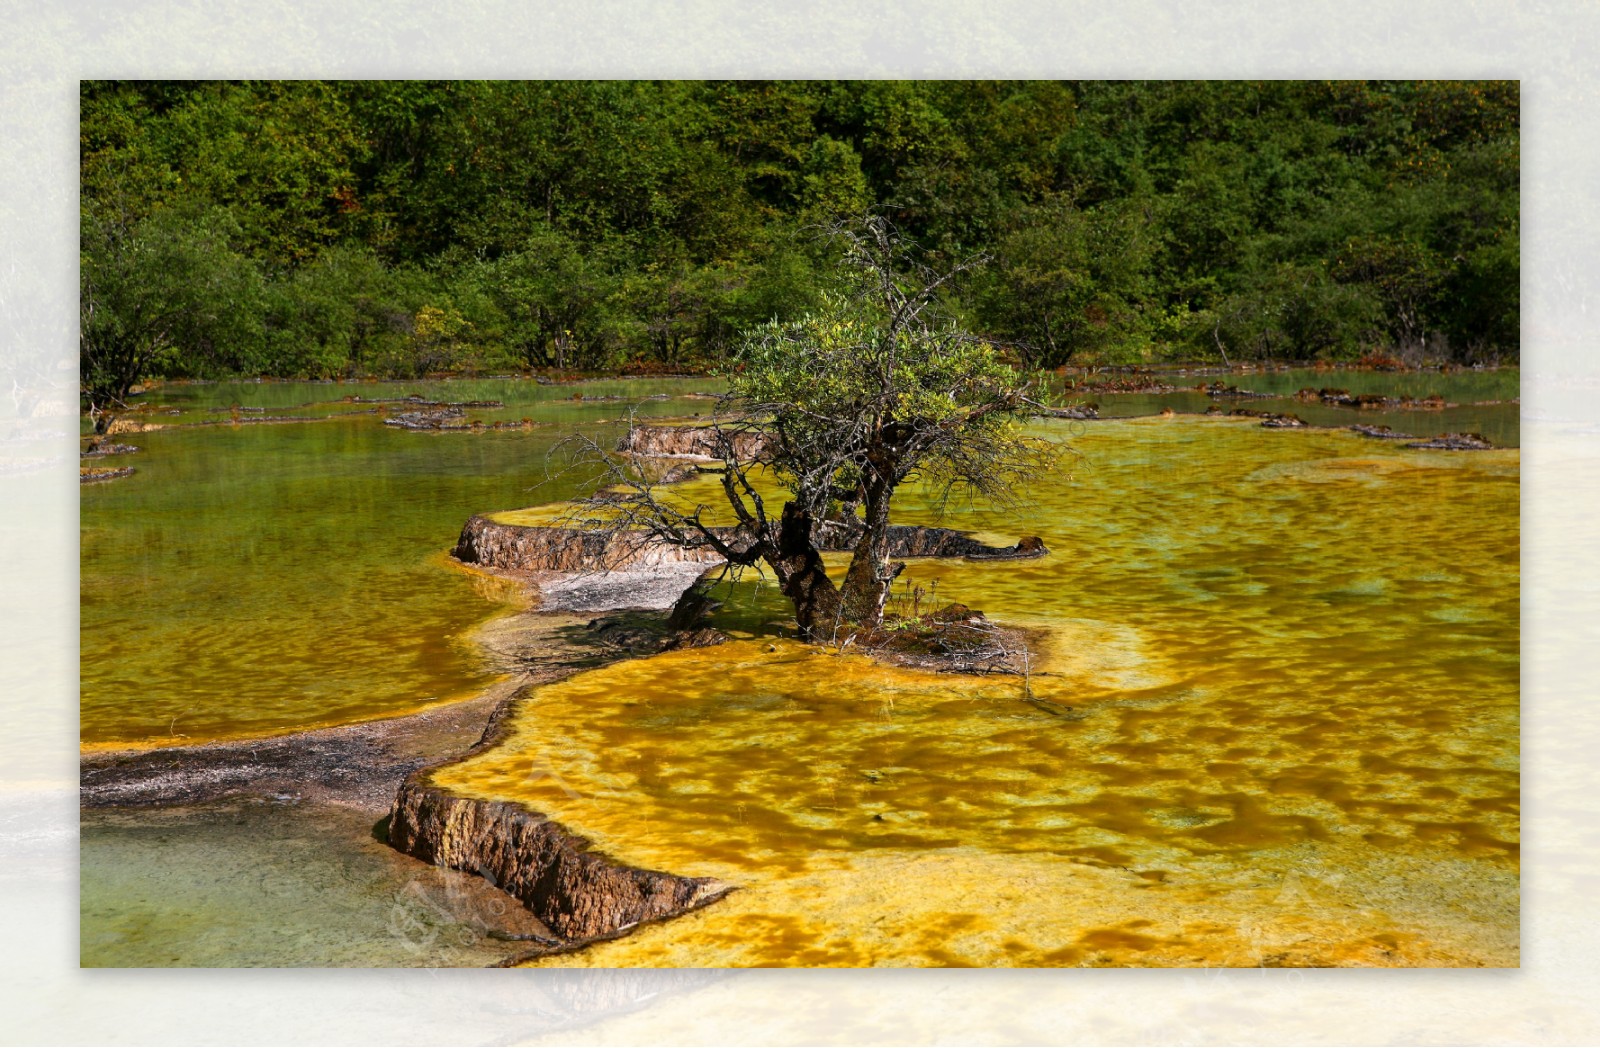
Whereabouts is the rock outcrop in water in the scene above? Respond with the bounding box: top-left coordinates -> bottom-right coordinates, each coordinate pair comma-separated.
1405,432 -> 1496,450
1220,407 -> 1308,428
1030,404 -> 1100,420
617,423 -> 768,460
1294,387 -> 1449,411
80,466 -> 136,483
81,441 -> 140,457
815,519 -> 1049,561
454,513 -> 1049,574
104,418 -> 165,435
1204,382 -> 1276,399
388,775 -> 731,943
1349,424 -> 1415,441
454,515 -> 730,573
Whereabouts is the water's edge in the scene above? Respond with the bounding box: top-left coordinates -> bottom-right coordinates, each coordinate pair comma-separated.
387,688 -> 735,955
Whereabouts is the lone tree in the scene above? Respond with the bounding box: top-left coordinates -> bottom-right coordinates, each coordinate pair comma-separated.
559,218 -> 1059,639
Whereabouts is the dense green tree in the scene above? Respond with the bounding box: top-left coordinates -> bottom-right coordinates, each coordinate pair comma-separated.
80,204 -> 265,422
78,79 -> 1521,394
977,196 -> 1157,367
473,229 -> 620,369
262,245 -> 411,377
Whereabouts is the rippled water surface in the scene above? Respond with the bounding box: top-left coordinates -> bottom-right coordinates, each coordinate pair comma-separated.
433,416 -> 1519,967
1061,366 -> 1520,448
79,373 -> 1518,968
80,379 -> 713,745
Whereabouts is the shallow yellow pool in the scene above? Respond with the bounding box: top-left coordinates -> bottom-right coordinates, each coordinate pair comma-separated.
428,416 -> 1519,966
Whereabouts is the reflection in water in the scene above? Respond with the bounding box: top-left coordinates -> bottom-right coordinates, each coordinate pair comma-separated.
79,379 -> 713,745
1057,366 -> 1521,448
77,376 -> 1519,969
432,416 -> 1518,967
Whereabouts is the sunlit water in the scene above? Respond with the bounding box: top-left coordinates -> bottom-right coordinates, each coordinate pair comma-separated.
80,379 -> 713,746
431,415 -> 1519,967
79,373 -> 1517,967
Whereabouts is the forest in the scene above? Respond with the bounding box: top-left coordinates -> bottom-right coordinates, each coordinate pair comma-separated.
79,80 -> 1520,410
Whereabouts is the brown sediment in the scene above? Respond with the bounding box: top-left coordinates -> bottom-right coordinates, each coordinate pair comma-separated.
854,607 -> 1041,677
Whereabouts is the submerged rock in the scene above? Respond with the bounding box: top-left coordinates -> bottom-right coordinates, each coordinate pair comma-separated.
1229,408 -> 1307,428
1031,404 -> 1100,420
1292,388 -> 1448,411
1405,432 -> 1496,451
815,519 -> 1050,561
1350,424 -> 1415,441
1204,382 -> 1274,399
104,418 -> 164,435
80,465 -> 136,483
81,441 -> 140,457
384,407 -> 469,430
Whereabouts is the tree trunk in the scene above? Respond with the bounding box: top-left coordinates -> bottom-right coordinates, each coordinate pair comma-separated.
770,501 -> 843,640
838,472 -> 903,628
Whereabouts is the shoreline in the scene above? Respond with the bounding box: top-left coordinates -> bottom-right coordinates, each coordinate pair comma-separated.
79,563 -> 703,812
78,563 -> 725,965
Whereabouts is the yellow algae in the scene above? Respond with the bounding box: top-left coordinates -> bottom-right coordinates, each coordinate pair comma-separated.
431,417 -> 1518,966
494,844 -> 1514,968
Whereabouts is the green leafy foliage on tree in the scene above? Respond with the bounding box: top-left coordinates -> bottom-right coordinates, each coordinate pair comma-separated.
562,219 -> 1054,636
80,203 -> 266,422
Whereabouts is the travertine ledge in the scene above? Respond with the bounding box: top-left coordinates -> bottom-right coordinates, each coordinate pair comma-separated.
388,775 -> 732,942
454,513 -> 1048,575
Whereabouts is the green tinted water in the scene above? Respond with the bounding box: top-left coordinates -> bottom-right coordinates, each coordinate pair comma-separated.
1062,367 -> 1520,448
80,379 -> 712,746
78,373 -> 1518,967
79,372 -> 1516,748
